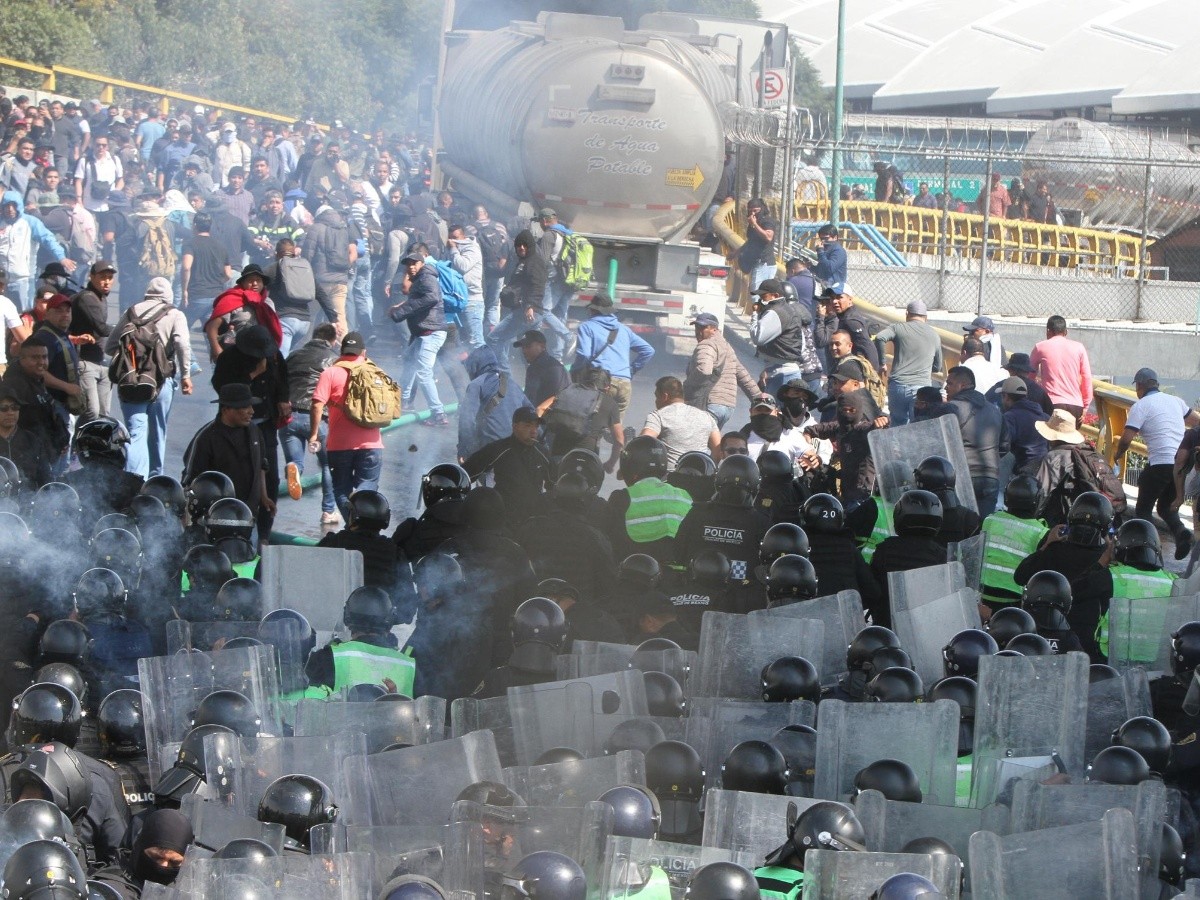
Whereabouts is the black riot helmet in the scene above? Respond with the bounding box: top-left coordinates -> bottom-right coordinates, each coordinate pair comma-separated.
605,718 -> 668,756
619,435 -> 669,483
644,671 -> 687,718
501,851 -> 586,900
343,585 -> 397,634
205,497 -> 255,543
684,862 -> 760,900
90,528 -> 143,587
186,470 -> 236,521
92,513 -> 140,542
862,646 -> 913,682
852,758 -> 922,802
913,456 -> 956,493
557,449 -> 605,495
0,455 -> 20,496
618,553 -> 661,589
512,597 -> 569,649
72,567 -> 128,619
97,689 -> 146,758
348,489 -> 392,531
1090,663 -> 1121,682
215,578 -> 265,622
802,493 -> 845,534
2,798 -> 73,844
1003,475 -> 1043,519
142,474 -> 187,519
984,606 -> 1037,647
761,656 -> 820,703
1020,570 -> 1073,631
760,522 -> 811,565
260,608 -> 317,659
847,626 -> 901,673
757,449 -> 794,480
1113,519 -> 1163,571
1171,621 -> 1200,678
645,741 -> 705,802
1086,745 -> 1151,785
344,683 -> 387,701
1005,633 -> 1054,656
1111,716 -> 1172,774
1066,491 -> 1113,547
676,451 -> 717,478
535,748 -> 585,765
871,873 -> 943,900
257,774 -> 338,848
632,637 -> 682,658
771,725 -> 817,796
893,490 -> 943,537
182,544 -> 235,591
866,667 -> 924,703
689,550 -> 730,586
7,682 -> 83,748
926,676 -> 977,721
38,620 -> 92,668
379,876 -> 449,900
127,493 -> 169,525
455,781 -> 526,808
2,838 -> 88,900
766,554 -> 819,605
191,690 -> 261,740
9,742 -> 92,822
153,723 -> 235,806
31,482 -> 82,524
598,784 -> 662,840
1161,822 -> 1186,887
213,838 -> 279,862
73,416 -> 130,468
713,454 -> 760,506
781,801 -> 866,865
901,836 -> 956,857
942,629 -> 998,678
422,463 -> 472,507
33,663 -> 88,707
722,740 -> 788,795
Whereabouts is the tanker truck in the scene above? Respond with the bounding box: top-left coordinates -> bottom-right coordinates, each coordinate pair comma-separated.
435,11 -> 783,349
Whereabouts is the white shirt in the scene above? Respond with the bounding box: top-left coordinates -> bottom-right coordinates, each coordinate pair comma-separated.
73,154 -> 122,212
746,419 -> 832,467
0,295 -> 19,331
1127,389 -> 1190,466
961,354 -> 1006,395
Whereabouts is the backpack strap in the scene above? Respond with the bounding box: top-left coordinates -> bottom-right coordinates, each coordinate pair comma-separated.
588,326 -> 619,366
483,372 -> 508,416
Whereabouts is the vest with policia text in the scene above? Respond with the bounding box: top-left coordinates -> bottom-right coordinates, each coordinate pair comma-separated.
102,757 -> 154,817
331,640 -> 416,698
1095,565 -> 1176,660
754,865 -> 805,900
625,478 -> 692,544
981,512 -> 1049,604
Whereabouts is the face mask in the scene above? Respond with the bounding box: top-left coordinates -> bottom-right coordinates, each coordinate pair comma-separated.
782,398 -> 807,419
838,410 -> 859,427
222,132 -> 236,144
751,414 -> 783,442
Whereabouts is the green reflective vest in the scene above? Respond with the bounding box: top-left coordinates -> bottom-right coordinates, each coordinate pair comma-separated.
625,478 -> 692,544
331,640 -> 416,697
980,512 -> 1049,604
956,753 -> 973,808
859,501 -> 892,564
615,865 -> 672,900
1096,565 -> 1176,659
754,865 -> 805,900
179,556 -> 259,593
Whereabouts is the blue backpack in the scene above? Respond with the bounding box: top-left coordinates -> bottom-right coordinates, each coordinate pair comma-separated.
427,257 -> 469,325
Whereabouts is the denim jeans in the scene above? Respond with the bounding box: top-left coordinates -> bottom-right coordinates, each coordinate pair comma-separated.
281,410 -> 335,514
488,307 -> 568,371
545,278 -> 576,323
463,298 -> 486,350
887,381 -> 924,428
347,256 -> 373,332
972,475 -> 1000,518
707,403 -> 732,430
121,375 -> 176,478
76,359 -> 111,424
6,276 -> 31,310
186,295 -> 217,331
751,263 -> 777,291
482,272 -> 503,331
327,447 -> 383,518
401,330 -> 447,417
278,316 -> 309,359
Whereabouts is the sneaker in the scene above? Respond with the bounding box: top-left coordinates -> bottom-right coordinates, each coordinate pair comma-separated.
285,462 -> 302,501
320,511 -> 342,526
1175,529 -> 1194,561
422,414 -> 452,427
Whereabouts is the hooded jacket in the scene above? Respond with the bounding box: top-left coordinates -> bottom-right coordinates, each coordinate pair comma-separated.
574,312 -> 654,381
504,230 -> 547,310
445,233 -> 483,300
458,345 -> 534,460
945,389 -> 1010,481
1003,397 -> 1050,475
389,260 -> 446,334
301,204 -> 351,284
0,189 -> 66,277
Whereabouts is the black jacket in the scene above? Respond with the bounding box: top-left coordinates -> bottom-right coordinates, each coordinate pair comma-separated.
504,233 -> 547,311
869,534 -> 950,628
69,287 -> 112,365
674,501 -> 771,614
181,417 -> 265,513
815,304 -> 880,371
524,352 -> 570,408
319,529 -> 399,592
211,346 -> 289,423
285,338 -> 336,412
515,504 -> 618,605
807,531 -> 880,614
944,390 -> 1009,481
464,437 -> 552,525
392,499 -> 466,560
390,262 -> 446,334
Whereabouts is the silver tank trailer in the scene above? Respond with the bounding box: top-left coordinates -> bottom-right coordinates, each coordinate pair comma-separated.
438,13 -> 735,241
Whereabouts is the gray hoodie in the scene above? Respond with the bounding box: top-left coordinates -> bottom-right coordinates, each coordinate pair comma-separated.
445,233 -> 483,300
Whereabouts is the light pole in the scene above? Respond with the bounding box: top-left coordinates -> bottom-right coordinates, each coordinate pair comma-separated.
829,0 -> 847,226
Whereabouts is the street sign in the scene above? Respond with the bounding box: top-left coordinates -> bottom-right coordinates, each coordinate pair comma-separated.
755,69 -> 787,107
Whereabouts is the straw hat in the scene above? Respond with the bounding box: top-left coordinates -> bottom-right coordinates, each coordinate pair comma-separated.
1034,409 -> 1085,445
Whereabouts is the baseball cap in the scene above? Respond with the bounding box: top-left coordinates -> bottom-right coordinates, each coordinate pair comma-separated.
750,394 -> 779,411
830,359 -> 867,383
538,207 -> 557,219
512,406 -> 541,425
906,300 -> 928,316
751,278 -> 786,297
90,260 -> 116,275
222,123 -> 237,134
341,332 -> 366,355
513,330 -> 547,348
964,316 -> 995,332
1133,367 -> 1158,385
1000,376 -> 1028,397
45,293 -> 72,310
400,252 -> 423,265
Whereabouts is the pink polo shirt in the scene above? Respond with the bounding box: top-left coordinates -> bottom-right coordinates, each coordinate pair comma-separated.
312,356 -> 386,451
1029,334 -> 1093,409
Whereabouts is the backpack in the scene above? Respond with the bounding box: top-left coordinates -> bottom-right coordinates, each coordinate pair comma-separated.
334,359 -> 402,428
276,256 -> 317,302
138,218 -> 176,278
557,231 -> 594,290
1067,443 -> 1129,517
431,259 -> 469,324
320,219 -> 350,273
476,222 -> 508,274
108,304 -> 172,404
544,382 -> 604,443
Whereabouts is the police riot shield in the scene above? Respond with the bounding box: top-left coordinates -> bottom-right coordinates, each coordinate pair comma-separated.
138,646 -> 283,783
450,695 -> 537,769
972,652 -> 1090,806
274,852 -> 374,900
556,650 -> 698,694
686,697 -> 816,791
700,789 -> 836,858
341,730 -> 504,827
502,749 -> 645,806
948,533 -> 986,594
696,611 -> 824,700
140,887 -> 200,900
968,807 -> 1139,900
869,417 -> 978,512
1106,593 -> 1200,672
180,794 -> 287,854
508,671 -> 648,763
259,545 -> 364,646
293,696 -> 447,752
443,800 -> 610,899
174,855 -> 288,896
814,699 -> 960,807
801,850 -> 963,900
166,618 -> 311,698
1084,668 -> 1151,763
748,591 -> 864,687
309,824 -> 446,895
890,574 -> 981,687
203,732 -> 369,823
600,836 -> 759,900
770,724 -> 819,799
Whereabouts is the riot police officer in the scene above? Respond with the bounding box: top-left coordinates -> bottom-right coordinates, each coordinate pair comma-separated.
980,475 -> 1049,611
1020,570 -> 1084,654
204,497 -> 259,577
607,436 -> 693,566
71,568 -> 152,700
1095,519 -> 1176,661
182,470 -> 235,548
392,463 -> 472,560
756,801 -> 865,899
304,586 -> 415,698
824,625 -> 903,703
478,597 -> 569,697
64,417 -> 144,533
913,456 -> 981,545
869,491 -> 950,628
646,740 -> 705,843
801,493 -> 881,609
318,489 -> 399,591
95,689 -> 153,817
257,773 -> 338,852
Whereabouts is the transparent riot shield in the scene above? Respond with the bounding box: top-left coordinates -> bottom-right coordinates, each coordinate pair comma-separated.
555,650 -> 698,694
973,652 -> 1090,806
696,611 -> 824,700
274,852 -> 374,900
138,646 -> 283,783
1106,593 -> 1200,672
1009,778 -> 1167,900
180,794 -> 286,853
890,583 -> 982,688
502,749 -> 645,807
748,591 -> 864,687
508,671 -> 648,763
342,730 -> 503,827
801,849 -> 963,900
259,545 -> 364,645
167,618 -> 312,701
1084,668 -> 1151,763
569,640 -> 636,656
813,699 -> 960,807
293,696 -> 448,752
686,698 -> 816,791
600,836 -> 759,900
948,533 -> 986,594
203,732 -> 369,822
968,807 -> 1139,900
450,695 -> 534,768
140,887 -> 201,900
869,418 -> 977,512
309,823 -> 446,895
770,725 -> 819,798
174,855 -> 287,896
444,800 -> 610,899
700,789 -> 837,858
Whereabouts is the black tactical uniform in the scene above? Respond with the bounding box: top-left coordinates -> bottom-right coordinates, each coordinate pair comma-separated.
674,503 -> 771,615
